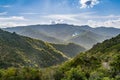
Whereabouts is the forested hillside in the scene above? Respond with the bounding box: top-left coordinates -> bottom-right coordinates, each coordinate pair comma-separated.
0,29 -> 68,68
54,34 -> 120,80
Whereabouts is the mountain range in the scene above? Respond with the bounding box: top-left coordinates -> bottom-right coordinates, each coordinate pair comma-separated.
3,24 -> 120,49
0,29 -> 119,80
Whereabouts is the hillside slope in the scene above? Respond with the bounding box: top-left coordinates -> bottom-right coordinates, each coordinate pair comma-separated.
3,26 -> 62,43
68,31 -> 106,49
51,43 -> 86,57
55,34 -> 120,80
0,29 -> 68,68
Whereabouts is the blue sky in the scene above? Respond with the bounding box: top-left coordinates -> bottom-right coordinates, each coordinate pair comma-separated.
0,0 -> 120,28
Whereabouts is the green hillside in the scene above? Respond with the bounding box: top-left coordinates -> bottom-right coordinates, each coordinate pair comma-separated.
0,29 -> 68,68
51,43 -> 86,57
54,34 -> 120,80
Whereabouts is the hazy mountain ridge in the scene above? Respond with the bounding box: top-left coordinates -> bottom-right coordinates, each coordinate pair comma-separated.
4,24 -> 120,49
68,31 -> 106,49
51,43 -> 86,58
3,26 -> 62,43
78,25 -> 120,37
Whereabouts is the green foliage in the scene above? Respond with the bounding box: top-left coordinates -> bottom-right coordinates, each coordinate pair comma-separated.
62,66 -> 87,80
0,67 -> 42,80
0,29 -> 67,68
53,34 -> 120,80
110,54 -> 120,72
89,34 -> 120,54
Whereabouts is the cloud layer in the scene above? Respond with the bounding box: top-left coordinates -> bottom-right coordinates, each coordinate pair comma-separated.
0,16 -> 26,21
0,16 -> 27,28
0,13 -> 120,28
80,0 -> 100,8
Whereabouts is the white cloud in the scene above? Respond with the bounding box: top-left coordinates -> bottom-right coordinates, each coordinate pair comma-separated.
0,12 -> 7,15
42,13 -> 120,28
43,14 -> 77,21
0,22 -> 27,28
82,15 -> 120,19
0,16 -> 26,21
0,5 -> 11,8
50,19 -> 65,24
42,12 -> 94,23
88,19 -> 120,28
0,16 -> 28,28
80,0 -> 100,8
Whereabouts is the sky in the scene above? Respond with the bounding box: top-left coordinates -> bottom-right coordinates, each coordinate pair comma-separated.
0,0 -> 120,28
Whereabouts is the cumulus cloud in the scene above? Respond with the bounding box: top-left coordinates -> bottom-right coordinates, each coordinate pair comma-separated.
80,0 -> 100,8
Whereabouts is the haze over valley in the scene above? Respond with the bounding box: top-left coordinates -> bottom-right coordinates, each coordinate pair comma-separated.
3,24 -> 120,49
